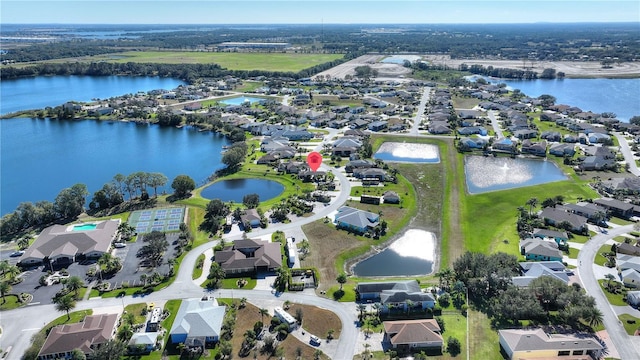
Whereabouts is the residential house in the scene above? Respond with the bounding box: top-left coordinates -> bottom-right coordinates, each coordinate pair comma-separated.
353,168 -> 387,182
458,137 -> 487,151
539,207 -> 588,233
588,133 -> 611,144
520,139 -> 547,157
457,109 -> 482,119
345,159 -> 375,173
492,138 -> 518,153
383,319 -> 443,353
511,261 -> 570,287
184,102 -> 202,111
601,177 -> 640,195
428,121 -> 452,135
579,155 -> 616,171
355,280 -> 435,312
457,126 -> 487,136
548,143 -> 575,157
594,198 -> 635,218
540,131 -> 561,142
382,191 -> 400,204
128,332 -> 160,355
368,120 -> 388,132
20,220 -> 120,267
617,242 -> 640,256
360,195 -> 381,205
532,228 -> 569,246
334,206 -> 379,234
519,238 -> 563,262
38,313 -> 119,360
170,298 -> 226,347
214,239 -> 282,275
240,209 -> 261,228
563,202 -> 608,224
622,269 -> 640,288
514,129 -> 538,140
498,328 -> 603,360
617,254 -> 640,288
627,291 -> 640,307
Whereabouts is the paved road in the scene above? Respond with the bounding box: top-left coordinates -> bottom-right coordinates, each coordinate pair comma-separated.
487,110 -> 504,139
577,224 -> 640,360
613,132 -> 640,176
410,86 -> 432,134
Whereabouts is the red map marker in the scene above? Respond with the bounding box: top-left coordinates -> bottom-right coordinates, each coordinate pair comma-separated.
307,151 -> 323,172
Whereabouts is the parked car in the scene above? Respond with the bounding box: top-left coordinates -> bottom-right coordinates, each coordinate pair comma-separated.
309,335 -> 320,345
10,250 -> 24,257
113,243 -> 126,248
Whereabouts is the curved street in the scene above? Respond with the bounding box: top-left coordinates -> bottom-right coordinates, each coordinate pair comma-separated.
577,224 -> 640,359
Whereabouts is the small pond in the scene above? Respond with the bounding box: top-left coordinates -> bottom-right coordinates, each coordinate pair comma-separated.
219,96 -> 265,106
201,178 -> 285,202
352,229 -> 435,277
374,142 -> 440,163
465,156 -> 567,194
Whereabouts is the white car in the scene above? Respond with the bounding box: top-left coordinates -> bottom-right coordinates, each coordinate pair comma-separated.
309,335 -> 320,345
113,243 -> 126,248
10,250 -> 24,257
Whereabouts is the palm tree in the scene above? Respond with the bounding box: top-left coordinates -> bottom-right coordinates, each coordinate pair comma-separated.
259,308 -> 269,325
140,273 -> 148,287
526,197 -> 538,217
604,273 -> 616,290
584,307 -> 604,329
357,304 -> 366,321
336,273 -> 347,290
0,281 -> 12,304
65,275 -> 84,297
3,264 -> 20,283
53,294 -> 76,320
117,323 -> 133,342
363,343 -> 371,359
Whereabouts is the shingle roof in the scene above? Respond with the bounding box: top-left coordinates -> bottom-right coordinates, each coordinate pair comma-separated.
499,328 -> 603,353
356,280 -> 420,294
335,206 -> 379,230
38,313 -> 119,357
384,319 -> 442,346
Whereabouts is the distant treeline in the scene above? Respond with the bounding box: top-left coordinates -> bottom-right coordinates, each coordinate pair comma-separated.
0,54 -> 354,82
412,61 -> 541,80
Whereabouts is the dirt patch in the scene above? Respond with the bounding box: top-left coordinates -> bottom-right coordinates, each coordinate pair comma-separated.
288,303 -> 342,339
231,301 -> 330,359
423,54 -> 640,78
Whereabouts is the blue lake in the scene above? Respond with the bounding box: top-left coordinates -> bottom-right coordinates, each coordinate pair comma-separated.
220,96 -> 266,106
201,178 -> 285,203
353,229 -> 434,277
0,75 -> 185,115
0,118 -> 228,215
471,76 -> 640,122
465,156 -> 567,194
374,142 -> 440,163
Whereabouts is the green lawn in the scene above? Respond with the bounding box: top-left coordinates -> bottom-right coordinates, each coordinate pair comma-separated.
618,314 -> 640,335
0,294 -> 23,310
193,253 -> 206,280
608,217 -> 634,226
219,277 -> 257,290
98,51 -> 345,72
462,180 -> 596,256
124,303 -> 148,324
598,279 -> 628,306
565,246 -> 579,259
595,244 -> 614,266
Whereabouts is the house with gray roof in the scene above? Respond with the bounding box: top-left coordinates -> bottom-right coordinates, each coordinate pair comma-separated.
20,220 -> 120,267
539,207 -> 588,234
170,298 -> 226,347
356,280 -> 435,312
622,269 -> 640,288
383,319 -> 443,353
563,202 -> 608,223
499,328 -> 603,360
616,242 -> 640,256
335,206 -> 379,234
128,332 -> 160,355
214,239 -> 282,275
532,228 -> 568,246
602,177 -> 640,194
512,261 -> 570,287
519,238 -> 563,262
548,143 -> 576,157
627,290 -> 640,307
594,198 -> 635,218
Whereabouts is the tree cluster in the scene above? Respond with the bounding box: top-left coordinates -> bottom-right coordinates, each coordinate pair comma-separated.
221,141 -> 248,169
137,231 -> 169,268
200,198 -> 231,234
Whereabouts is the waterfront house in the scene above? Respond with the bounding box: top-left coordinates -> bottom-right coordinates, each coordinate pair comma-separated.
356,280 -> 435,312
335,206 -> 379,234
520,139 -> 547,156
170,298 -> 225,347
240,209 -> 261,228
38,313 -> 119,360
499,328 -> 603,360
214,239 -> 282,275
548,143 -> 575,157
383,319 -> 443,353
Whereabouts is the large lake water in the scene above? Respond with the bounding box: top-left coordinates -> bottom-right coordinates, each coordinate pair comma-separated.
0,118 -> 228,215
465,156 -> 567,194
0,75 -> 185,115
472,76 -> 640,122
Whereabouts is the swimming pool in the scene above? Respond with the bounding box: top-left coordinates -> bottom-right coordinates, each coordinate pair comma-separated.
72,223 -> 97,231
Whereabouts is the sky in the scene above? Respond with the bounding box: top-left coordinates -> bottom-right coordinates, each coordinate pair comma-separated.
1,0 -> 639,24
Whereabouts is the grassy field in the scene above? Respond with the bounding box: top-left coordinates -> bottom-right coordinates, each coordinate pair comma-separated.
595,244 -> 613,266
58,51 -> 344,72
598,279 -> 628,306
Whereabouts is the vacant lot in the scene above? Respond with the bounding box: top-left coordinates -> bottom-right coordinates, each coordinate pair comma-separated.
230,301 -> 331,359
288,303 -> 342,339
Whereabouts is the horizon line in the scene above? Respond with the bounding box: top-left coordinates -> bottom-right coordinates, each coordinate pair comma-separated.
3,21 -> 640,25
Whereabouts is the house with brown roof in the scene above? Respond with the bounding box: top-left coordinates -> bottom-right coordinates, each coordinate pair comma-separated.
383,319 -> 443,353
214,239 -> 282,275
20,220 -> 120,268
38,313 -> 119,360
499,328 -> 603,359
240,209 -> 261,228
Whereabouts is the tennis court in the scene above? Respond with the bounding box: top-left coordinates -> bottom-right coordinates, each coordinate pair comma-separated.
128,207 -> 185,233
